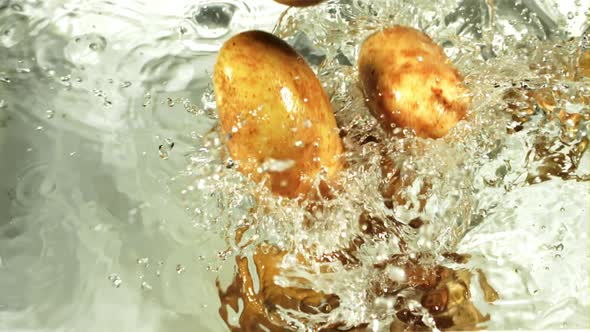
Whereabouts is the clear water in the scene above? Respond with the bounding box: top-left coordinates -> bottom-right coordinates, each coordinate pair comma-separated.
0,0 -> 588,331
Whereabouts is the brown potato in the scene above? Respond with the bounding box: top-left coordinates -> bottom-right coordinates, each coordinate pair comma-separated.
359,26 -> 471,138
219,246 -> 495,331
214,30 -> 343,198
274,0 -> 325,7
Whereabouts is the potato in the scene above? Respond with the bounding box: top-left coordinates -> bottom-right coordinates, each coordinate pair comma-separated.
359,26 -> 471,138
218,246 -> 340,331
219,245 -> 493,331
274,0 -> 325,7
214,30 -> 343,198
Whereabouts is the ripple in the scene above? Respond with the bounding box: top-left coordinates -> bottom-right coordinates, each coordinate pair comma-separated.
64,33 -> 107,66
0,12 -> 28,48
15,163 -> 56,207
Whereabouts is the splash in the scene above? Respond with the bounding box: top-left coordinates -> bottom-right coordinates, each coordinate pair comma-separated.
174,0 -> 590,330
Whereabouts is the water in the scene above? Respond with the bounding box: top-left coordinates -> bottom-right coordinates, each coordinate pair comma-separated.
0,0 -> 588,331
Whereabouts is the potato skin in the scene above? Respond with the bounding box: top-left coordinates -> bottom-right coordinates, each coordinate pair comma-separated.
359,26 -> 470,138
274,0 -> 325,7
214,30 -> 343,198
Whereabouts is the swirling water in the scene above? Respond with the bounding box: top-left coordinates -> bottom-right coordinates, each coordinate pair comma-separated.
0,0 -> 588,331
0,1 -> 285,331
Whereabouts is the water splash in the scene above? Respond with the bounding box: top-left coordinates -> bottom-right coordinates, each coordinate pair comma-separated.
0,0 -> 588,331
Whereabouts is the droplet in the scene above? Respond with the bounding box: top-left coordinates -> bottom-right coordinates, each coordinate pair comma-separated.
45,110 -> 54,119
295,140 -> 304,147
200,89 -> 216,109
567,12 -> 574,19
121,81 -> 132,88
176,264 -> 185,274
193,2 -> 237,39
140,281 -> 152,290
108,274 -> 122,288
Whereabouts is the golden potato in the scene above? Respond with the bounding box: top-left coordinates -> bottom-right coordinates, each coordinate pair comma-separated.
274,0 -> 325,7
214,30 -> 343,198
359,26 -> 471,138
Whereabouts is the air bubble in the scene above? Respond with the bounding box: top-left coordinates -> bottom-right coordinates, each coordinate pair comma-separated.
226,158 -> 234,169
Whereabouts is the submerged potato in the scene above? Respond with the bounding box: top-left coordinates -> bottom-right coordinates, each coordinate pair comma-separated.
214,30 -> 343,198
274,0 -> 325,7
218,247 -> 340,331
359,26 -> 471,138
